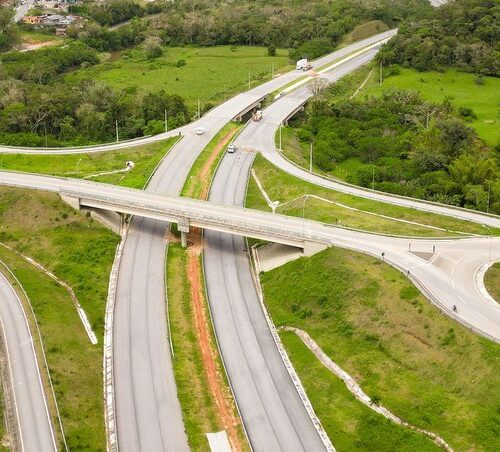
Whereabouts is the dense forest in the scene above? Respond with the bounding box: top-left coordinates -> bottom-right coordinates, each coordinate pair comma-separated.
69,0 -> 431,50
0,0 -> 431,146
378,0 -> 500,75
293,90 -> 499,213
285,0 -> 500,213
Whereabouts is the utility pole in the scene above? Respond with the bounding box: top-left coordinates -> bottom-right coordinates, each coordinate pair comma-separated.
164,110 -> 168,133
115,120 -> 119,143
487,180 -> 491,213
279,123 -> 282,151
309,142 -> 313,172
76,158 -> 82,195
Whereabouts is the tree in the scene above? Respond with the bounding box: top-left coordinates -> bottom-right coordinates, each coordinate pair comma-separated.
0,7 -> 19,51
307,78 -> 328,97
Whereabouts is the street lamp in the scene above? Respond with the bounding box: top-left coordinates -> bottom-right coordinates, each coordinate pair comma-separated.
302,194 -> 309,239
76,158 -> 82,194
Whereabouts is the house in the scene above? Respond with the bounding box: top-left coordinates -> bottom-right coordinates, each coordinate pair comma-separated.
22,15 -> 43,24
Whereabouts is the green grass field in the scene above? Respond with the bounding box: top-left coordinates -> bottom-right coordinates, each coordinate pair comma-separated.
363,68 -> 500,146
247,154 -> 499,236
0,188 -> 120,450
485,263 -> 500,303
167,244 -> 222,450
66,46 -> 292,109
261,246 -> 500,450
1,138 -> 177,189
281,331 -> 439,451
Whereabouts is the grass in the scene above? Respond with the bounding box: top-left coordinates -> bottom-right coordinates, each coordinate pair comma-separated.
166,244 -> 221,450
181,122 -> 241,198
485,263 -> 500,303
1,137 -> 178,189
247,153 -> 499,236
281,331 -> 440,451
167,122 -> 248,450
0,188 -> 120,450
65,46 -> 292,110
261,246 -> 500,451
340,20 -> 390,46
363,68 -> 500,146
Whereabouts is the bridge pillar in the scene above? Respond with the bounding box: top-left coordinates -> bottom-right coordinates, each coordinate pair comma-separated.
60,194 -> 80,211
178,218 -> 190,248
303,241 -> 327,257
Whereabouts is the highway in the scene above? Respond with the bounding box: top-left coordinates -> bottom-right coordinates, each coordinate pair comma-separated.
1,27 -> 498,450
0,30 -> 397,156
0,271 -> 56,451
2,171 -> 499,340
204,144 -> 330,450
235,61 -> 500,229
99,33 -> 398,452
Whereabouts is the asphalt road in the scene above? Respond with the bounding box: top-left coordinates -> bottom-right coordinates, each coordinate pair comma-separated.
0,30 -> 397,155
101,32 -> 407,452
108,33 -> 397,451
0,271 -> 56,452
204,148 -> 328,450
235,56 -> 500,229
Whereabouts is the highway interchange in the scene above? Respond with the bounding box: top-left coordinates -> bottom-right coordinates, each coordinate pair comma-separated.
0,23 -> 499,452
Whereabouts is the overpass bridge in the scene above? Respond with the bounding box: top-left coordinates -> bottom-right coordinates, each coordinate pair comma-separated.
1,171 -> 330,253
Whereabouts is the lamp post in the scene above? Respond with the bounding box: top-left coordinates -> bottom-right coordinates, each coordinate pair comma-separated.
164,109 -> 168,133
76,158 -> 82,195
309,142 -> 313,173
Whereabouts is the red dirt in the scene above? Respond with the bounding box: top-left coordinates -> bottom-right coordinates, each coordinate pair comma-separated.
186,230 -> 243,451
183,127 -> 245,450
185,127 -> 239,199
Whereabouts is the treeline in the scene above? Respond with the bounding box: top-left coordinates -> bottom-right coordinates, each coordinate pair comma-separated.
68,0 -> 432,55
0,77 -> 189,146
294,92 -> 500,213
1,44 -> 100,84
378,0 -> 500,76
0,7 -> 18,51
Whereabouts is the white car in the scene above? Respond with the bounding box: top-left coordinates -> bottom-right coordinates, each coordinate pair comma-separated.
227,143 -> 236,153
195,127 -> 204,135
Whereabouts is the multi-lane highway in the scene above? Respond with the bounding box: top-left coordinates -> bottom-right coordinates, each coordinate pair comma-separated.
0,271 -> 56,451
102,32 -> 398,451
2,26 -> 494,452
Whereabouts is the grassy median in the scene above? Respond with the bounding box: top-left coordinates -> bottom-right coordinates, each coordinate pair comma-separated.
167,122 -> 248,450
261,246 -> 500,450
485,263 -> 500,303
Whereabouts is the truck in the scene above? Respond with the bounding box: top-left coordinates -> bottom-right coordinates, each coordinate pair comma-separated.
252,110 -> 263,121
296,58 -> 312,71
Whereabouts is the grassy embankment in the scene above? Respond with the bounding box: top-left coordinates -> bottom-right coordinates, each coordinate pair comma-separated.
0,189 -> 119,450
260,247 -> 500,450
66,46 -> 292,110
1,137 -> 178,189
485,263 -> 500,303
247,153 -> 499,237
167,122 -> 248,451
0,138 -> 177,448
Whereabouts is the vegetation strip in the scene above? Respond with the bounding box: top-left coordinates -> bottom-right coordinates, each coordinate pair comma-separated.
281,326 -> 452,451
0,242 -> 97,345
251,169 -> 472,236
167,122 -> 247,450
260,246 -> 500,450
0,258 -> 67,450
